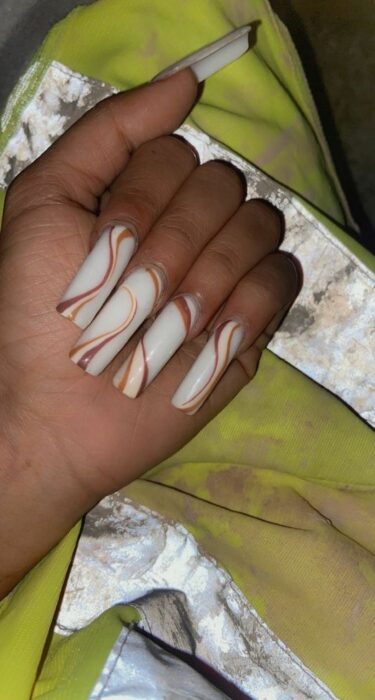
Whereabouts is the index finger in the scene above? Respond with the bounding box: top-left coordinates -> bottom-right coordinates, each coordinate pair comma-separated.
12,70 -> 198,210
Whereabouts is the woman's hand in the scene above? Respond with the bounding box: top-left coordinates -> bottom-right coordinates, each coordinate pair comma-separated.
0,70 -> 299,595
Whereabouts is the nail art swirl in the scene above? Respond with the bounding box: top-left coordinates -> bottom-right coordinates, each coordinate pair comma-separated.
114,294 -> 199,397
70,287 -> 137,370
70,266 -> 164,376
57,224 -> 136,329
172,320 -> 244,414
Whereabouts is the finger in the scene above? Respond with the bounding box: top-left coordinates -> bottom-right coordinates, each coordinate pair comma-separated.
197,300 -> 297,414
171,252 -> 299,414
95,135 -> 199,246
69,162 -> 245,376
177,199 -> 282,330
113,200 -> 282,398
4,69 -> 198,220
124,160 -> 245,294
56,136 -> 197,328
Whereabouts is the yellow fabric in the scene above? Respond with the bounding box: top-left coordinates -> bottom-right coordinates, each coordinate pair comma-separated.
126,350 -> 375,699
45,0 -> 351,226
0,526 -> 80,699
0,1 -> 373,699
33,607 -> 139,699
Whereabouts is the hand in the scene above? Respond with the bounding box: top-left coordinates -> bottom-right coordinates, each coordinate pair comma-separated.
0,70 -> 299,595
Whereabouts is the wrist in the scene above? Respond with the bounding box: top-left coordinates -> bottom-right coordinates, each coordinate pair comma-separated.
0,392 -> 91,598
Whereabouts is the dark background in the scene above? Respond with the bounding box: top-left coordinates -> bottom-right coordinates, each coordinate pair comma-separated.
0,0 -> 374,251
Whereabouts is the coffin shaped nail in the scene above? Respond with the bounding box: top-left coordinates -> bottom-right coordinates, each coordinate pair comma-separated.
153,25 -> 251,83
172,320 -> 244,414
69,266 -> 164,376
114,294 -> 199,398
57,224 -> 137,329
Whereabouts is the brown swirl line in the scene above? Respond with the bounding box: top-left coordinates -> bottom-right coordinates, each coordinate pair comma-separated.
174,296 -> 193,335
179,321 -> 240,413
57,227 -> 133,321
70,288 -> 137,370
116,296 -> 192,396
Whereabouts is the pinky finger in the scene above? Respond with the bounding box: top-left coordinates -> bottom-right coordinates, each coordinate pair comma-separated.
171,253 -> 300,415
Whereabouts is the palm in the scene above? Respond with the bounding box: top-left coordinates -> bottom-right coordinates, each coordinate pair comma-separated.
0,200 -> 204,494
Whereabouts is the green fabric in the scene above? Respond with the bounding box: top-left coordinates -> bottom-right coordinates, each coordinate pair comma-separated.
0,1 -> 374,699
33,607 -> 139,699
0,525 -> 80,699
33,0 -> 352,227
126,351 -> 375,699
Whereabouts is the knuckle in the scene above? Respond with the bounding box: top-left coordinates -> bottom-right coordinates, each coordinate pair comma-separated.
200,160 -> 245,198
99,97 -> 132,149
158,207 -> 203,254
110,189 -> 160,227
135,135 -> 198,168
205,243 -> 240,279
251,276 -> 280,307
159,135 -> 199,165
244,199 -> 283,248
251,252 -> 298,303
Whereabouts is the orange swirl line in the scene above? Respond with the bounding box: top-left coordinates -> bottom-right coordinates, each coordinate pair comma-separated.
70,288 -> 137,369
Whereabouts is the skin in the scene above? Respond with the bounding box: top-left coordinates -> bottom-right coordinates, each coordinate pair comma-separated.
0,70 -> 299,597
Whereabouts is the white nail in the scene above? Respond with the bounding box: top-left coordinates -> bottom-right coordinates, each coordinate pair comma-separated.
114,294 -> 199,398
70,266 -> 164,375
57,224 -> 137,329
153,25 -> 251,83
172,320 -> 244,414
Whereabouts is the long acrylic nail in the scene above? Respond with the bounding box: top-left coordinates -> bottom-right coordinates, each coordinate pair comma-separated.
114,294 -> 199,398
57,224 -> 137,329
69,266 -> 164,376
153,25 -> 251,83
172,320 -> 244,414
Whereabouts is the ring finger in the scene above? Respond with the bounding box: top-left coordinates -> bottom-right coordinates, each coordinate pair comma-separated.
170,251 -> 299,415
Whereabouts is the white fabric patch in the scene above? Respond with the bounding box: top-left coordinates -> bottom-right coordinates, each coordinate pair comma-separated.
89,627 -> 231,700
0,61 -> 115,186
57,495 -> 336,700
0,61 -> 373,426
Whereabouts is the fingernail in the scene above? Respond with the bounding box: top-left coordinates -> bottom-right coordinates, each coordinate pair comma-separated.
69,265 -> 164,376
114,294 -> 199,398
57,224 -> 137,329
153,25 -> 251,83
172,320 -> 244,415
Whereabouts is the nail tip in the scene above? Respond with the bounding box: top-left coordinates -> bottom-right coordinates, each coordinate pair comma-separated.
171,399 -> 197,416
112,379 -> 138,399
56,303 -> 84,327
151,24 -> 252,83
124,389 -> 138,399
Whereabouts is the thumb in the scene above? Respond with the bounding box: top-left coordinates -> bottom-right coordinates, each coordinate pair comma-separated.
24,69 -> 198,205
8,24 -> 253,211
